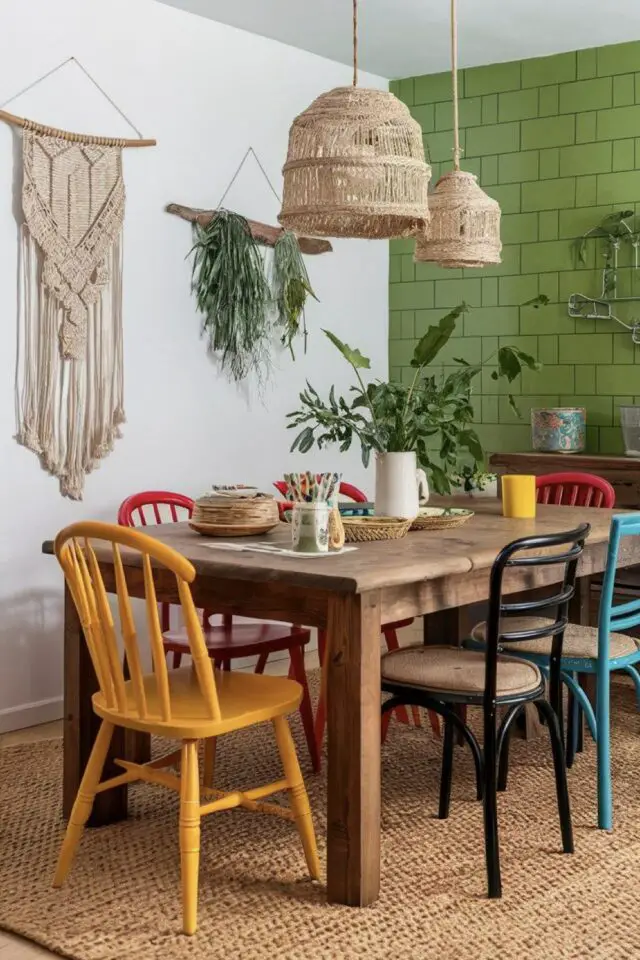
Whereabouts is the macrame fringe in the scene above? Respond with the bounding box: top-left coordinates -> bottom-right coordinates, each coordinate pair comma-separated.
16,231 -> 125,500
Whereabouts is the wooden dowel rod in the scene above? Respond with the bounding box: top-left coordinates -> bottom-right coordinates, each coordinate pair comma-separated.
0,110 -> 156,147
166,203 -> 333,255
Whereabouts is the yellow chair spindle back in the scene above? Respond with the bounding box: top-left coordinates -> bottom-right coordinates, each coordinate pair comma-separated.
55,521 -> 221,726
112,543 -> 148,718
83,539 -> 128,713
67,540 -> 117,709
142,553 -> 172,722
177,578 -> 221,721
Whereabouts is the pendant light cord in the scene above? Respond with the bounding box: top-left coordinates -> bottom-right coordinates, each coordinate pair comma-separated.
352,0 -> 358,87
451,0 -> 461,170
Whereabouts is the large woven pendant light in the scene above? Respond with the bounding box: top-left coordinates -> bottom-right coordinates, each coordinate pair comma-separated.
415,0 -> 501,267
278,0 -> 431,239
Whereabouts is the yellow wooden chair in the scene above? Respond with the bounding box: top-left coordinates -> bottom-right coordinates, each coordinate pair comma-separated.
53,521 -> 320,935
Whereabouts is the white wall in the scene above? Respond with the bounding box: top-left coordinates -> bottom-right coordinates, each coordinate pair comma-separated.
0,0 -> 389,731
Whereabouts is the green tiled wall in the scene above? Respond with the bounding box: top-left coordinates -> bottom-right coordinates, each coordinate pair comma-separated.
389,41 -> 640,456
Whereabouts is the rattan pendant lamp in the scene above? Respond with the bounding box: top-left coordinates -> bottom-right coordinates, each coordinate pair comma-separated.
415,0 -> 501,267
278,0 -> 431,239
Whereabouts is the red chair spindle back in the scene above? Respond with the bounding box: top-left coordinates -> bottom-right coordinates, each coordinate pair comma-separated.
118,490 -> 194,527
535,472 -> 615,510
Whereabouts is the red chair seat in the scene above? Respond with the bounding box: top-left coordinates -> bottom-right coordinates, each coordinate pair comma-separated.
164,623 -> 311,659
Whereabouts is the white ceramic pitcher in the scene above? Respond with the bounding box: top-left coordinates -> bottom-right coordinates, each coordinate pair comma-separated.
374,452 -> 429,519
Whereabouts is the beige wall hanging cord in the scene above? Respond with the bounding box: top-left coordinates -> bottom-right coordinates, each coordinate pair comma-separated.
0,56 -> 156,146
167,147 -> 334,255
5,57 -> 154,499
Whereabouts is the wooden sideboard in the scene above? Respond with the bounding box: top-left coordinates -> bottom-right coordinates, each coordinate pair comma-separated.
489,452 -> 640,509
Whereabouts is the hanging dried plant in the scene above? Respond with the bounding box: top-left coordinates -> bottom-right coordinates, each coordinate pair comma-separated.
189,209 -> 272,382
271,230 -> 318,359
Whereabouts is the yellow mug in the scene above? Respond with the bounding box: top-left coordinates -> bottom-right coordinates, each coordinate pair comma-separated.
501,474 -> 536,519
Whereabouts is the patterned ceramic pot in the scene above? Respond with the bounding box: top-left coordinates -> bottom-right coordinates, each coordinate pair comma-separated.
531,407 -> 586,454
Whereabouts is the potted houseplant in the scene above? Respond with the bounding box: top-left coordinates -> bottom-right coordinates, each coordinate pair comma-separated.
287,300 -> 545,517
451,464 -> 498,498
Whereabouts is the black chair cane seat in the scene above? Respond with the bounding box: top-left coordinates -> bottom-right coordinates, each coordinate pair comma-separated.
382,645 -> 543,699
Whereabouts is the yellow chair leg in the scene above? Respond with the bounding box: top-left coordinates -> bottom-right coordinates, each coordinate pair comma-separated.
272,716 -> 320,880
179,740 -> 201,935
53,720 -> 115,888
203,737 -> 216,788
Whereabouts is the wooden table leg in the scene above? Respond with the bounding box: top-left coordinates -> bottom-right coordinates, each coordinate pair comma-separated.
63,584 -> 129,826
422,606 -> 467,647
570,574 -> 593,628
326,591 -> 381,906
122,654 -> 151,766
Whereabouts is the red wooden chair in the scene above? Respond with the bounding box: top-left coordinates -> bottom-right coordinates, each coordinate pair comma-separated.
536,472 -> 615,508
118,491 -> 320,772
273,480 -> 440,760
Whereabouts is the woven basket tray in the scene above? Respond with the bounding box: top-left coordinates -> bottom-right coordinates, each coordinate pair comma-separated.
342,516 -> 412,543
190,494 -> 279,537
410,507 -> 474,532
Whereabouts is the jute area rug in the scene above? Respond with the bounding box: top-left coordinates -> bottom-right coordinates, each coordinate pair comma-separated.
1,674 -> 640,960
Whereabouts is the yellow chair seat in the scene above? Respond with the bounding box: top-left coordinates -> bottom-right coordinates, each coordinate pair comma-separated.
94,667 -> 303,739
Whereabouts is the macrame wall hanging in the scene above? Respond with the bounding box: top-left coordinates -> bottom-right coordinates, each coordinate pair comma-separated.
0,58 -> 156,499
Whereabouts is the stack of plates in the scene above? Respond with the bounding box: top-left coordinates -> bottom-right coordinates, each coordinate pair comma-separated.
190,492 -> 280,537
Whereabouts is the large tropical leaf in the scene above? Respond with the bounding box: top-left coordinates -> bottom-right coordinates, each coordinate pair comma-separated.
323,329 -> 371,369
411,303 -> 468,368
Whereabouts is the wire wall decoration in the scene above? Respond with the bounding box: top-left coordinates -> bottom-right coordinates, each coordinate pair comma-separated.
568,211 -> 640,344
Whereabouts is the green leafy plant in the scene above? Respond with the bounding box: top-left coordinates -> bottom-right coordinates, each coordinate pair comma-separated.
452,464 -> 497,492
573,210 -> 634,267
272,231 -> 318,359
190,210 -> 272,381
287,300 -> 544,494
573,210 -> 638,300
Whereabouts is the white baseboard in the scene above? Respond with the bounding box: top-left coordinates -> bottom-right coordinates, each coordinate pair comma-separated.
0,696 -> 63,734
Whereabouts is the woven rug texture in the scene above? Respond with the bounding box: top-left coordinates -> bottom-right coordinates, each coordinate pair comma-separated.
1,674 -> 639,960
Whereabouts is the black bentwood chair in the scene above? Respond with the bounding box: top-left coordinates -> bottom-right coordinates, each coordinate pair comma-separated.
380,523 -> 590,898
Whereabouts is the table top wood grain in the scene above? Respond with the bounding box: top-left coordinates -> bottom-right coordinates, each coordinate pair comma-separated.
43,499 -> 629,595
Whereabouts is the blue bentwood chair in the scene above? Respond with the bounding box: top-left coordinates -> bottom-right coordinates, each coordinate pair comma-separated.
472,514 -> 640,831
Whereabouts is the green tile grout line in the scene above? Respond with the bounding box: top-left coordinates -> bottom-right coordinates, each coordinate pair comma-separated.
389,40 -> 640,458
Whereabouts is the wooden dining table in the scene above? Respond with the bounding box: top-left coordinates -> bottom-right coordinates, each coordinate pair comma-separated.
43,498 -> 640,908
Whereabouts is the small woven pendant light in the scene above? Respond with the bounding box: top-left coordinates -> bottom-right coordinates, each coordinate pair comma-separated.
415,0 -> 501,268
278,0 -> 431,239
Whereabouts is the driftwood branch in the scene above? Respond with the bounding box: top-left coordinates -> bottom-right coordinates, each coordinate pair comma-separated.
165,203 -> 333,255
